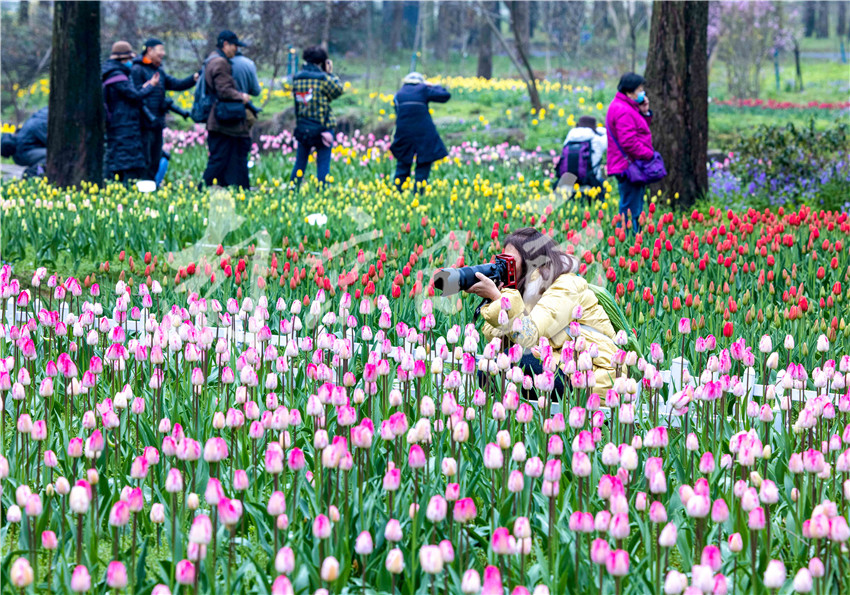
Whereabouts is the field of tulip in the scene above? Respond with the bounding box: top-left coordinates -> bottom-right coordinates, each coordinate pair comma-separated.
3,120 -> 850,595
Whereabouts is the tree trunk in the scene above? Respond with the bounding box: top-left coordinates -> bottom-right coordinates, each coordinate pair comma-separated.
46,0 -> 104,187
389,2 -> 404,52
804,2 -> 816,37
509,1 -> 542,110
435,1 -> 449,62
838,1 -> 847,37
365,1 -> 374,87
477,1 -> 494,78
793,38 -> 804,91
644,0 -> 708,209
815,1 -> 830,39
18,0 -> 29,25
512,0 -> 531,57
480,0 -> 542,110
321,0 -> 332,50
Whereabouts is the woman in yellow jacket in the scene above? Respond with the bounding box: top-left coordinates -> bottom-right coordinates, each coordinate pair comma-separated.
468,227 -> 617,399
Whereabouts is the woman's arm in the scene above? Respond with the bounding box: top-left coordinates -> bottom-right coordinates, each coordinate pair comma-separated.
481,275 -> 581,349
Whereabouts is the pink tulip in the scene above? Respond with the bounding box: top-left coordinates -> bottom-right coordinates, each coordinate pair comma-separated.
106,561 -> 128,589
175,560 -> 195,585
481,565 -> 503,595
9,557 -> 34,588
108,500 -> 130,527
71,565 -> 91,592
606,549 -> 629,576
313,514 -> 332,539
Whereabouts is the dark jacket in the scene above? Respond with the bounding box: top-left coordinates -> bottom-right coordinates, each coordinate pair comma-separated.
390,83 -> 451,165
205,50 -> 250,137
130,56 -> 196,129
13,107 -> 48,165
292,63 -> 344,131
102,59 -> 155,175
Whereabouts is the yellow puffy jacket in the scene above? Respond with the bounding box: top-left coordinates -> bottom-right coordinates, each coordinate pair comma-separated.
481,272 -> 617,396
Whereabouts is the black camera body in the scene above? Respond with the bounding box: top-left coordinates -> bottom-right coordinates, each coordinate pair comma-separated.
163,97 -> 191,120
434,253 -> 517,296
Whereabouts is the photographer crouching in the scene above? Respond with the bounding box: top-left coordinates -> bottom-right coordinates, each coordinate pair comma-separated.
436,227 -> 618,402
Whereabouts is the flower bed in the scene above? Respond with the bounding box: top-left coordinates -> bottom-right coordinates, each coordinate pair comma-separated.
2,162 -> 850,593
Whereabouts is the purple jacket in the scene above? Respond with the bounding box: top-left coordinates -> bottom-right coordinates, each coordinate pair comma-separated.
605,92 -> 654,176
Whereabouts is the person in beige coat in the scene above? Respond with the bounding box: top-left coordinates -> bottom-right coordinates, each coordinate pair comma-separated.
468,227 -> 617,399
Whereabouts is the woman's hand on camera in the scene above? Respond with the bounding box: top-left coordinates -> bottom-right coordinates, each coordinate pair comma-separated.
467,273 -> 502,302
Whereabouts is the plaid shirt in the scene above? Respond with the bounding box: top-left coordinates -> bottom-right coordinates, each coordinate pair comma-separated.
291,64 -> 344,130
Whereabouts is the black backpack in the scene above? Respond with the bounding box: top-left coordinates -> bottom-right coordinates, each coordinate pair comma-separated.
190,61 -> 214,124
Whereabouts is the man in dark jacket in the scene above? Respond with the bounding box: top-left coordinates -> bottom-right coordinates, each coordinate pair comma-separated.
131,38 -> 199,182
290,46 -> 344,186
389,72 -> 451,193
102,41 -> 160,182
10,107 -> 49,169
202,30 -> 252,189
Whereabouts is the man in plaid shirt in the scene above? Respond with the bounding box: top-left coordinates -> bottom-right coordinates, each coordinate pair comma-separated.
290,46 -> 344,186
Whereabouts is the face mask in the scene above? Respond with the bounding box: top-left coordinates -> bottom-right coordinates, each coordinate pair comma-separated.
124,60 -> 133,68
635,91 -> 646,104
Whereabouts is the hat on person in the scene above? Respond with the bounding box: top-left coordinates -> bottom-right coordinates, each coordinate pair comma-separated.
577,116 -> 597,129
143,38 -> 165,53
217,30 -> 247,48
110,41 -> 136,60
402,72 -> 426,85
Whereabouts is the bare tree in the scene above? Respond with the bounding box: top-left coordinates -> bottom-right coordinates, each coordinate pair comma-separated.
478,1 -> 542,110
46,0 -> 104,186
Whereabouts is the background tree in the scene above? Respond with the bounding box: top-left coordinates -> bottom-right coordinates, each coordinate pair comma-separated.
478,1 -> 542,111
1,1 -> 52,124
476,1 -> 495,79
644,0 -> 708,208
46,0 -> 104,187
815,1 -> 830,39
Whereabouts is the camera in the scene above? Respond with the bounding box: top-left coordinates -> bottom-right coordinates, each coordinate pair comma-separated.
434,253 -> 517,296
163,97 -> 190,120
141,104 -> 159,126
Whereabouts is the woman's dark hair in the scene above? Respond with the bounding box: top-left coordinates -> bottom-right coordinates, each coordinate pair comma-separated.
503,227 -> 578,295
303,46 -> 329,65
617,73 -> 646,94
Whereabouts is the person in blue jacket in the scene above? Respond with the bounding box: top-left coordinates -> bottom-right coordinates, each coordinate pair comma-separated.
389,72 -> 451,193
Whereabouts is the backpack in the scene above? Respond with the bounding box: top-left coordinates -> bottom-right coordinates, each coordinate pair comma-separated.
557,139 -> 599,187
190,63 -> 214,124
588,283 -> 644,360
102,73 -> 128,124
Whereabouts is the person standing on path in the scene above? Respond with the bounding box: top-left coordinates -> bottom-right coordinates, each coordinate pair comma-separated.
605,73 -> 655,233
290,46 -> 344,186
202,30 -> 252,189
131,38 -> 199,182
389,72 -> 451,193
102,41 -> 159,183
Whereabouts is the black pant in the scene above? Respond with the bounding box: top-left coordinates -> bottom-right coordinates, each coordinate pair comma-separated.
478,353 -> 568,401
14,147 -> 47,168
203,131 -> 251,189
394,160 -> 433,192
141,126 -> 164,181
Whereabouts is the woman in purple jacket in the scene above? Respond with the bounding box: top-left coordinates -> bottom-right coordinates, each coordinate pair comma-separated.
605,73 -> 654,233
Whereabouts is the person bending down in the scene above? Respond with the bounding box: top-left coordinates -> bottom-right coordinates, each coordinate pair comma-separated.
389,72 -> 451,193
